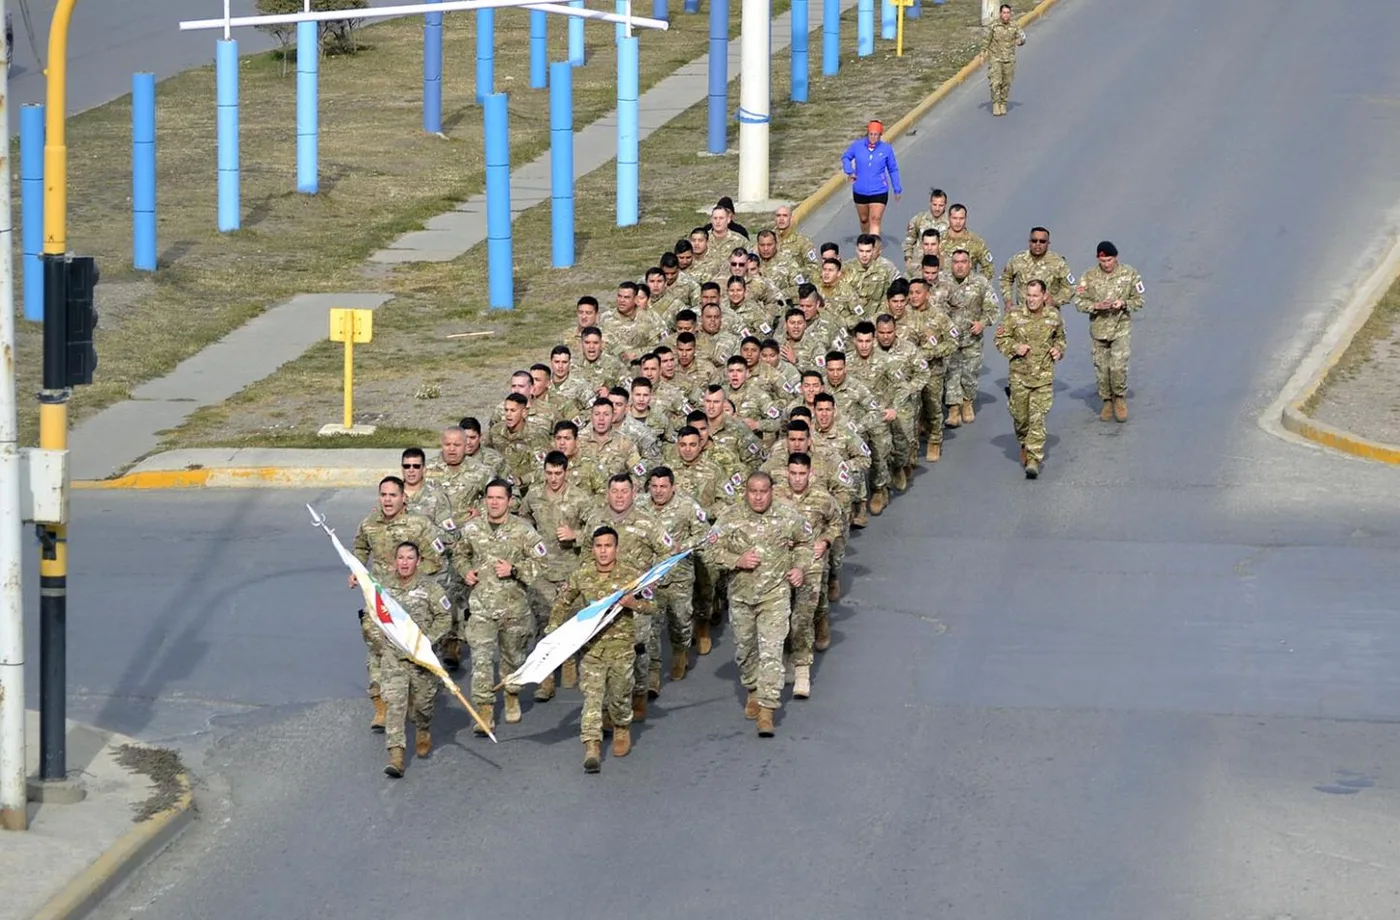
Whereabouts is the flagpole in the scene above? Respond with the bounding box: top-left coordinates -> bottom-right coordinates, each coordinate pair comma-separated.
429,668 -> 498,742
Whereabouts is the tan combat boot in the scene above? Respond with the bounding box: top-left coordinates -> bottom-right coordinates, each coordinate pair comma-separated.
1113,396 -> 1128,422
814,616 -> 831,652
670,651 -> 688,681
869,488 -> 889,516
1100,400 -> 1114,421
961,400 -> 976,424
793,666 -> 812,699
632,692 -> 648,722
695,619 -> 712,655
561,658 -> 578,688
583,741 -> 602,773
384,747 -> 405,778
756,707 -> 775,737
415,726 -> 432,758
503,691 -> 522,724
473,710 -> 496,737
926,441 -> 941,462
1025,459 -> 1040,480
744,690 -> 761,720
852,502 -> 869,528
611,726 -> 632,758
891,465 -> 908,493
828,576 -> 841,602
945,407 -> 961,428
647,666 -> 662,700
534,675 -> 556,702
370,693 -> 387,734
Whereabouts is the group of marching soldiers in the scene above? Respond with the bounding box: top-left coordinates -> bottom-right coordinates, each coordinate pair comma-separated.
348,191 -> 1147,775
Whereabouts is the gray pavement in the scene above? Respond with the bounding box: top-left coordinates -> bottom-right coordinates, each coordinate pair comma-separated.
34,0 -> 1400,918
1,712 -> 178,920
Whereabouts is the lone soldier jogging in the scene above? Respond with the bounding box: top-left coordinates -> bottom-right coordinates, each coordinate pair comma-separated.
1072,241 -> 1144,423
985,4 -> 1026,117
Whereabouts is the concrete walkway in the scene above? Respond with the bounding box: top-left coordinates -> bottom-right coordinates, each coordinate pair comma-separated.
72,2 -> 855,481
1,711 -> 194,920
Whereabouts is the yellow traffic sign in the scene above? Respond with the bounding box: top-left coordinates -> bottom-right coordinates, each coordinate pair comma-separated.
329,308 -> 373,343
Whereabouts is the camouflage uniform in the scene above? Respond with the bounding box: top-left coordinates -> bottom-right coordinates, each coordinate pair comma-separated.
943,231 -> 995,279
944,272 -> 1001,409
657,449 -> 739,626
875,337 -> 932,470
696,327 -> 742,370
352,510 -> 447,697
776,227 -> 819,269
378,573 -> 453,751
600,308 -> 667,362
995,306 -> 1067,464
827,376 -> 889,493
845,259 -> 899,315
548,562 -> 652,744
485,417 -> 552,493
726,379 -> 783,440
1072,263 -> 1145,400
984,19 -> 1026,108
707,418 -> 768,472
1000,249 -> 1074,309
639,491 -> 709,666
906,304 -> 960,446
816,277 -> 864,332
770,480 -> 842,666
704,500 -> 813,710
519,482 -> 593,634
451,515 -> 547,711
583,504 -> 675,693
574,353 -> 630,394
577,429 -> 646,482
759,250 -> 808,302
903,210 -> 950,266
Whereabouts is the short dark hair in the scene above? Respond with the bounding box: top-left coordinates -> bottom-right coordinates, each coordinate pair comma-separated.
544,450 -> 569,469
647,466 -> 675,486
485,478 -> 513,498
379,475 -> 405,493
592,526 -> 619,545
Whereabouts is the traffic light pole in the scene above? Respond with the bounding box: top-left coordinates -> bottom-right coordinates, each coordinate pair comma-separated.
38,0 -> 77,783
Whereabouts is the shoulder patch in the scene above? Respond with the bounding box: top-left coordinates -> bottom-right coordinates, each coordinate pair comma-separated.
731,472 -> 745,485
431,538 -> 446,554
746,442 -> 762,456
696,507 -> 708,522
816,355 -> 826,367
860,441 -> 871,457
441,517 -> 456,531
633,462 -> 647,476
1135,280 -> 1145,294
533,541 -> 549,557
723,482 -> 736,497
661,531 -> 674,548
765,405 -> 781,419
1066,272 -> 1076,284
439,594 -> 453,611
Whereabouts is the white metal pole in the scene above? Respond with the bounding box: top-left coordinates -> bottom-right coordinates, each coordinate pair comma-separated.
223,0 -> 233,40
0,0 -> 28,833
180,1 -> 671,33
736,0 -> 770,205
981,0 -> 996,26
625,0 -> 632,38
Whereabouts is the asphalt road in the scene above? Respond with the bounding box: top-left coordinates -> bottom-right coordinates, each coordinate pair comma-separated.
33,0 -> 1400,918
7,0 -> 404,125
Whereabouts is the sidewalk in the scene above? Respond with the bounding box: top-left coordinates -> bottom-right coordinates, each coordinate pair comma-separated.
1,711 -> 195,920
71,1 -> 855,483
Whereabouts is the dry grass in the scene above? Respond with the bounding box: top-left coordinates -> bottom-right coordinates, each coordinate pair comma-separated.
1306,273 -> 1400,407
157,2 -> 988,449
11,8 -> 726,445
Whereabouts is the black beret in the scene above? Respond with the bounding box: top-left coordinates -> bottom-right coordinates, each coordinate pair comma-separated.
1096,240 -> 1118,257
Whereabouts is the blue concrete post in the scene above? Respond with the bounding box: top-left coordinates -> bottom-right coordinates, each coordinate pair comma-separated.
216,39 -> 240,232
20,104 -> 44,321
549,61 -> 574,268
568,0 -> 585,65
707,0 -> 728,154
476,9 -> 495,104
296,21 -> 318,194
685,0 -> 699,12
132,73 -> 157,272
791,0 -> 809,102
881,0 -> 895,40
529,10 -> 547,88
615,0 -> 624,44
857,0 -> 874,56
423,1 -> 443,132
484,93 -> 513,310
617,35 -> 639,227
822,0 -> 839,76
653,0 -> 668,22
908,0 -> 920,20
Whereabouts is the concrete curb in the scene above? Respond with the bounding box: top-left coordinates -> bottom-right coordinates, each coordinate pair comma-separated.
29,771 -> 195,920
790,0 -> 1069,226
74,467 -> 387,490
1271,227 -> 1400,465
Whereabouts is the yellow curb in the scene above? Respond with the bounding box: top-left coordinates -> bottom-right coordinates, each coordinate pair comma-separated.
791,0 -> 1069,226
74,467 -> 389,490
1277,227 -> 1400,465
29,771 -> 195,920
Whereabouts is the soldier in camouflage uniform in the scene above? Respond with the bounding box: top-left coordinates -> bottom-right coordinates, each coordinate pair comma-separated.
846,234 -> 900,315
984,4 -> 1026,116
378,542 -> 454,778
1072,240 -> 1145,423
641,467 -> 708,682
773,204 -> 819,270
944,249 -> 1002,427
811,392 -> 867,608
583,473 -> 675,715
399,446 -> 463,667
942,205 -> 995,278
704,472 -> 813,736
451,479 -> 546,732
601,281 -> 667,364
1000,226 -> 1074,309
903,188 -> 950,266
772,453 -> 843,699
724,356 -> 783,442
906,227 -> 944,277
486,394 -> 551,493
351,477 -> 448,732
823,352 -> 891,518
906,280 -> 960,462
574,327 -> 630,396
661,426 -> 738,652
701,385 -> 768,472
519,450 -> 594,701
816,258 -> 864,332
874,310 -> 932,489
995,280 -> 1067,478
547,527 -> 654,773
578,397 -> 647,482
754,229 -> 806,303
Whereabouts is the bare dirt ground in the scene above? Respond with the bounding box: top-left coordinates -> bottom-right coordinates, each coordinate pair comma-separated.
1308,274 -> 1400,445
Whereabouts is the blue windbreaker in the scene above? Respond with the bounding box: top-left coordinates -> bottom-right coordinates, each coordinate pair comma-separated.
841,139 -> 902,197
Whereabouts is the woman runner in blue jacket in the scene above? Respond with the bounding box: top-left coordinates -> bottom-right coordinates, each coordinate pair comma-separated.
841,119 -> 902,239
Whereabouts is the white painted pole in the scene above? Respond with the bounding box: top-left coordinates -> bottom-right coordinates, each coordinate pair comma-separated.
180,0 -> 671,33
736,0 -> 770,206
223,0 -> 233,40
0,0 -> 28,833
981,0 -> 996,26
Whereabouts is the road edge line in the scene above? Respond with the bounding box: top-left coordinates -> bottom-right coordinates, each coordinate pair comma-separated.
790,0 -> 1069,227
28,770 -> 195,920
